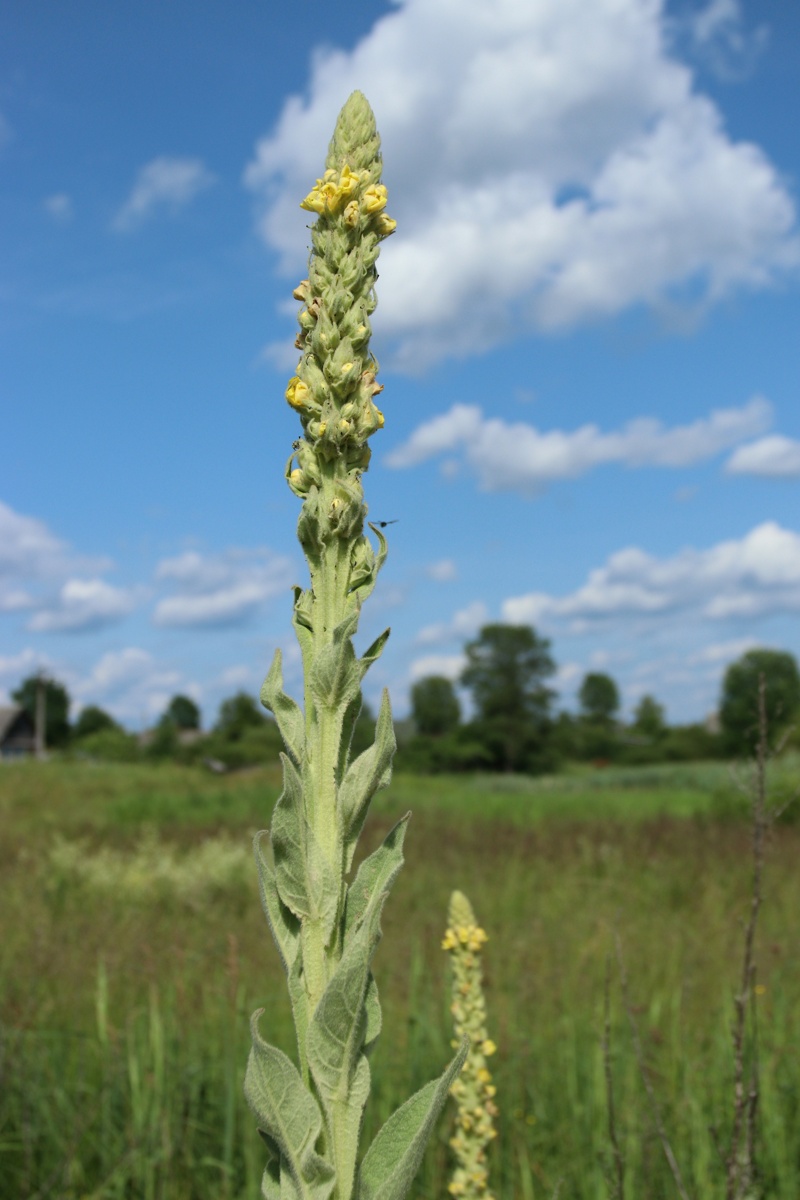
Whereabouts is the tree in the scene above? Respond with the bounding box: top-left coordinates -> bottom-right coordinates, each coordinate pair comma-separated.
73,705 -> 118,739
719,648 -> 800,752
633,694 -> 665,740
164,694 -> 201,730
12,674 -> 71,747
411,675 -> 461,737
461,623 -> 555,772
215,691 -> 265,739
578,672 -> 620,724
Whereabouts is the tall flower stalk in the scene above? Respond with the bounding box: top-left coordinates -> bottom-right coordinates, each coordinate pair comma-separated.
443,891 -> 498,1200
245,91 -> 466,1200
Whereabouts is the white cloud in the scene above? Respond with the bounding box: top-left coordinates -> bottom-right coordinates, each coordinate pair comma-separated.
426,558 -> 458,582
244,0 -> 797,368
73,647 -> 184,724
386,396 -> 771,493
408,654 -> 465,683
44,193 -> 73,222
113,156 -> 215,231
688,637 -> 759,665
681,0 -> 768,80
503,521 -> 800,627
28,578 -> 138,633
0,499 -> 114,615
153,547 -> 295,627
415,600 -> 488,646
725,434 -> 800,478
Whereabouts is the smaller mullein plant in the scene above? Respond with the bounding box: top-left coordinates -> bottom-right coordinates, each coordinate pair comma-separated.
442,891 -> 498,1200
244,92 -> 466,1200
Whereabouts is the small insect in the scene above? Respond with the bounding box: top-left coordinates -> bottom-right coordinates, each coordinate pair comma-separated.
292,439 -> 301,450
374,520 -> 398,528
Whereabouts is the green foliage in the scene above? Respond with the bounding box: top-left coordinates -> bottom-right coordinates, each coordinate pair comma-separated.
164,693 -> 201,730
216,690 -> 266,737
411,675 -> 461,737
578,672 -> 620,724
461,624 -> 556,772
719,648 -> 800,753
75,726 -> 140,763
73,704 -> 119,740
12,673 -> 71,747
632,694 -> 666,739
3,759 -> 800,1199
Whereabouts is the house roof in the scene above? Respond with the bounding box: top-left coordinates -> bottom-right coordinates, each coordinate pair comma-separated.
0,705 -> 27,741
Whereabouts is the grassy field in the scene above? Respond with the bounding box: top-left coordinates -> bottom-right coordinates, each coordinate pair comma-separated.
1,758 -> 799,1199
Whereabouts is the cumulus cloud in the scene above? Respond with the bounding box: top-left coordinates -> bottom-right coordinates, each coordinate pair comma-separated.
408,654 -> 465,683
244,0 -> 797,368
681,0 -> 768,80
113,156 -> 215,231
503,521 -> 800,627
725,434 -> 800,478
386,396 -> 771,493
0,499 -> 117,620
153,547 -> 295,627
415,600 -> 488,646
73,647 -> 184,724
28,578 -> 139,633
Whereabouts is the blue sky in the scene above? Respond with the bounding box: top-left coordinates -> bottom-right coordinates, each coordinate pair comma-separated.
3,0 -> 800,729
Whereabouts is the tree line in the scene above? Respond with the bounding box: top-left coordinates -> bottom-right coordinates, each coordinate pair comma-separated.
9,625 -> 800,772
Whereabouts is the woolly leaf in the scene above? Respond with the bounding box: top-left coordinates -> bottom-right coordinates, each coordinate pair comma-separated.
358,628 -> 390,679
254,830 -> 300,975
343,815 -> 408,943
357,1039 -> 469,1200
339,689 -> 396,868
310,611 -> 362,712
261,650 -> 305,766
272,755 -> 337,938
245,1011 -> 335,1200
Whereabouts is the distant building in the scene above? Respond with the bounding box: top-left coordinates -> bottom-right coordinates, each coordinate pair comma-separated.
0,705 -> 36,758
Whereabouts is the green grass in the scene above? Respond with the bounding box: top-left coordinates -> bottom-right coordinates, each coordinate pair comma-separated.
1,758 -> 799,1198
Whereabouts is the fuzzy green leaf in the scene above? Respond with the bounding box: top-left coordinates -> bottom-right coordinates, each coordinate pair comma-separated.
254,830 -> 301,975
310,611 -> 362,712
358,628 -> 390,678
343,815 -> 408,943
261,650 -> 305,766
307,897 -> 384,1106
363,974 -> 381,1056
339,689 -> 396,869
357,1040 -> 469,1200
245,1011 -> 335,1200
271,755 -> 338,937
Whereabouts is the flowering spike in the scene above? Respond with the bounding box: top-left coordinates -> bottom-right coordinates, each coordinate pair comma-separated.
246,93 -> 462,1200
443,891 -> 498,1200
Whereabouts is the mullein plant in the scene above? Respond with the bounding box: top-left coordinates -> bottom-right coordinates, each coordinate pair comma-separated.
442,891 -> 499,1200
244,91 -> 467,1200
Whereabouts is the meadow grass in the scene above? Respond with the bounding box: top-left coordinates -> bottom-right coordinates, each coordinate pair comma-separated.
1,758 -> 799,1198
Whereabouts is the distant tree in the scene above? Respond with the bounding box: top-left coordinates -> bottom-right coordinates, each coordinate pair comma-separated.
164,694 -> 201,730
411,675 -> 461,737
632,694 -> 666,740
73,705 -> 118,740
215,691 -> 265,739
578,672 -> 620,724
461,623 -> 555,772
12,674 -> 71,747
719,648 -> 800,752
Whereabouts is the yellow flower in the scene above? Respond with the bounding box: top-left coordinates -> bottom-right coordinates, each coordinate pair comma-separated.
755,984 -> 767,996
286,377 -> 310,410
376,213 -> 397,237
481,1040 -> 497,1056
442,928 -> 458,950
300,185 -> 326,214
375,407 -> 385,429
344,200 -> 359,227
362,184 -> 388,214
